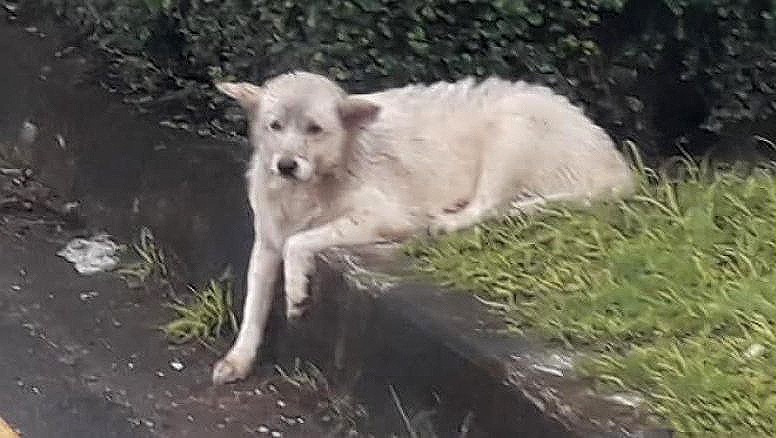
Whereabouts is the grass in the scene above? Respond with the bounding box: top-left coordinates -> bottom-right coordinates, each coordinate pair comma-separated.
405,154 -> 776,436
275,360 -> 473,437
116,227 -> 237,347
116,226 -> 169,287
273,358 -> 368,435
161,276 -> 238,346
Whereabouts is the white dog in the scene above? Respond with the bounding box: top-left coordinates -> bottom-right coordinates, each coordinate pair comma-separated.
211,71 -> 634,384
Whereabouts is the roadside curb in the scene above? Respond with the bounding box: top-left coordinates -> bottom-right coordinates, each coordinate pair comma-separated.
273,248 -> 675,437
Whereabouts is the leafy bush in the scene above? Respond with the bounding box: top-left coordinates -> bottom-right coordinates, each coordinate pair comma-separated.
24,0 -> 776,157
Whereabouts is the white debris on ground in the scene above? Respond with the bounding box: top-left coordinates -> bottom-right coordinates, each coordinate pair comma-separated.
56,234 -> 121,275
169,360 -> 185,371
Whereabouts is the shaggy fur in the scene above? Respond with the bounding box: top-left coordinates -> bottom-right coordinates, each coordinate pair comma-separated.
211,71 -> 634,384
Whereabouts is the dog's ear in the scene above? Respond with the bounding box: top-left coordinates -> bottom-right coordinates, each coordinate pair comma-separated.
215,82 -> 262,112
338,98 -> 380,130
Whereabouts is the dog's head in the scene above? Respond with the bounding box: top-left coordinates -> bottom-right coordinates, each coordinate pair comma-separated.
216,71 -> 380,182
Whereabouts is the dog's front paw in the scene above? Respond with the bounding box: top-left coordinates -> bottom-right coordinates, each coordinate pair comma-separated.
284,273 -> 311,320
212,353 -> 254,385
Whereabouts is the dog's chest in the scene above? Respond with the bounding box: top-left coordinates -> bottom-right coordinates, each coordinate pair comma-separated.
264,184 -> 327,235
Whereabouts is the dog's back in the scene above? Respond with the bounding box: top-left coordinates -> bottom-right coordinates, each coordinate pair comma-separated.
351,77 -> 633,218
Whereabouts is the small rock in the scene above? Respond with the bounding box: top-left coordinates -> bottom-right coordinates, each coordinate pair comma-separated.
276,399 -> 286,408
257,425 -> 269,434
63,201 -> 79,213
170,360 -> 185,371
83,374 -> 99,383
270,431 -> 282,438
10,284 -> 21,291
54,46 -> 76,58
55,134 -> 66,149
58,355 -> 77,366
279,415 -> 296,426
625,96 -> 645,113
18,120 -> 37,144
155,371 -> 165,378
0,168 -> 22,176
79,290 -> 99,301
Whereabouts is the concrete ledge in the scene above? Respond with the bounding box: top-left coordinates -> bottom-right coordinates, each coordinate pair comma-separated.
272,248 -> 674,437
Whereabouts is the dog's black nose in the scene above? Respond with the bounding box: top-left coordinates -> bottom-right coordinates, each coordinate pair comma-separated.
277,158 -> 298,177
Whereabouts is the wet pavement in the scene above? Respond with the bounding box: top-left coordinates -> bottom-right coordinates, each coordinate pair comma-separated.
0,208 -> 344,437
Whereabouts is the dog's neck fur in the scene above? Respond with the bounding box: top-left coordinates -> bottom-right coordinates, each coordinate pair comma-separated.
251,154 -> 350,240
249,128 -> 400,246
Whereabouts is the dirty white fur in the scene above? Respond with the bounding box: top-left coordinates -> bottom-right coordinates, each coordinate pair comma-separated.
211,71 -> 634,384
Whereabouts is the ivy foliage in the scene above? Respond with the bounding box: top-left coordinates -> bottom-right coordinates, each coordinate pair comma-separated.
25,0 -> 776,156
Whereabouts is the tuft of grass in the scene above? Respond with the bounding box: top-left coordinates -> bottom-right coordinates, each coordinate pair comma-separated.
274,358 -> 368,434
117,226 -> 169,287
162,277 -> 237,346
405,158 -> 776,436
275,358 -> 331,394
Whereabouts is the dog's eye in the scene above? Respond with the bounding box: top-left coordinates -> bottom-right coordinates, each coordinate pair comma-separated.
269,120 -> 283,131
306,123 -> 323,135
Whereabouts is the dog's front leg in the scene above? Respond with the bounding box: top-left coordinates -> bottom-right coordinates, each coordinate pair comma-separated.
212,244 -> 281,384
282,215 -> 395,319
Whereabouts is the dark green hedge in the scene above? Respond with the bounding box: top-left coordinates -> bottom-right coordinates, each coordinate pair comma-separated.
23,0 -> 776,157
